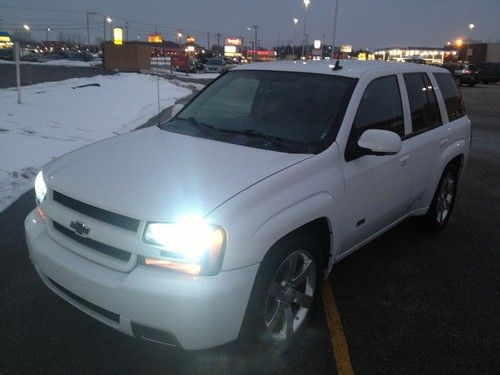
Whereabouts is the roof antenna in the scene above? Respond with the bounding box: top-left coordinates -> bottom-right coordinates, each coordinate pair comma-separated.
332,59 -> 342,71
156,53 -> 161,126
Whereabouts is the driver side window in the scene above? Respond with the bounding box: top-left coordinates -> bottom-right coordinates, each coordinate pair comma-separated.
353,75 -> 404,137
345,75 -> 404,161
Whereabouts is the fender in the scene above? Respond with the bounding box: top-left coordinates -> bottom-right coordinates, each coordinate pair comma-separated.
422,139 -> 467,209
251,192 -> 339,272
209,146 -> 345,272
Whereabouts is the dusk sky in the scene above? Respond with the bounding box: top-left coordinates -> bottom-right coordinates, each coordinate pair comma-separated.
3,0 -> 500,49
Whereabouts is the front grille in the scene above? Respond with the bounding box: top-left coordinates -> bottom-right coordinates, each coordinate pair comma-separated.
53,221 -> 132,262
47,277 -> 120,323
52,191 -> 139,232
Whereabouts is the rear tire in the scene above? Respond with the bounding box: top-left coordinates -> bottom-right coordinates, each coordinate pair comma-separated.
240,234 -> 324,353
455,77 -> 463,87
468,83 -> 476,87
424,164 -> 459,232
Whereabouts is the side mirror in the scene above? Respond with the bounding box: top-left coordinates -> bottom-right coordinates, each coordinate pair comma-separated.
171,103 -> 184,118
357,129 -> 401,155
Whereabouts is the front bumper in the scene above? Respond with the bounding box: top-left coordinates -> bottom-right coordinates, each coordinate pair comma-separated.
25,210 -> 259,350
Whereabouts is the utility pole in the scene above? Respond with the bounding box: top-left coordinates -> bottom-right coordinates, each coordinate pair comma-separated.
125,21 -> 129,41
216,32 -> 221,49
252,25 -> 259,62
207,31 -> 210,50
331,0 -> 339,59
103,16 -> 106,42
86,11 -> 97,45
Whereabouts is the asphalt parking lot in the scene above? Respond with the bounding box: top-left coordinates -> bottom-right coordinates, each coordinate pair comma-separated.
1,81 -> 499,374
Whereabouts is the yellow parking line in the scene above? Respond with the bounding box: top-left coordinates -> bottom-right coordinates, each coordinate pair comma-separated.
322,281 -> 354,375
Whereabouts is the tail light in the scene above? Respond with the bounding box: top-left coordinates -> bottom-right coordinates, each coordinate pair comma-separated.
465,69 -> 473,75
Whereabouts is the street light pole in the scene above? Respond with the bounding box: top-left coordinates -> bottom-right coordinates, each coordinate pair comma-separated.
293,18 -> 298,59
46,27 -> 51,42
23,24 -> 30,42
331,0 -> 339,59
301,0 -> 310,59
465,23 -> 475,62
252,25 -> 259,62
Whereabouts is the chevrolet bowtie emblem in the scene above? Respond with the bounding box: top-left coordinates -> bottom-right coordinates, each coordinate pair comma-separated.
70,220 -> 90,236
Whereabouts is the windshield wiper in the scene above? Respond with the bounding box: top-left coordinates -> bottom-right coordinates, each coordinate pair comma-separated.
218,128 -> 295,152
175,117 -> 220,134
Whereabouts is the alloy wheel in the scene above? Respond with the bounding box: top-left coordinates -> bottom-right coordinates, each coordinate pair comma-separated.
436,171 -> 455,224
264,250 -> 316,341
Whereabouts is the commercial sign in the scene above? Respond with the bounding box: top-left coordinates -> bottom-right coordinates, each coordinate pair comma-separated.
313,40 -> 321,49
225,38 -> 242,46
340,44 -> 352,53
148,33 -> 163,43
113,27 -> 123,45
186,35 -> 196,44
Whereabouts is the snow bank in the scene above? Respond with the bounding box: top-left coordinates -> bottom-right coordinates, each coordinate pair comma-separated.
0,73 -> 191,212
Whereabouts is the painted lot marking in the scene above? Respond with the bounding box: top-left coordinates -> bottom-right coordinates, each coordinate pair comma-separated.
323,281 -> 354,375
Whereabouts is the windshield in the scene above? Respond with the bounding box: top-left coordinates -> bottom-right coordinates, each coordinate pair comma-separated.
161,70 -> 356,153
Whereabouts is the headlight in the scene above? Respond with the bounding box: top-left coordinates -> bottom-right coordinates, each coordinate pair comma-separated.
142,218 -> 226,276
34,171 -> 47,203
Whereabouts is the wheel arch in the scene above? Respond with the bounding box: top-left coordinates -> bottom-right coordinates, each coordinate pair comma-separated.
260,217 -> 333,274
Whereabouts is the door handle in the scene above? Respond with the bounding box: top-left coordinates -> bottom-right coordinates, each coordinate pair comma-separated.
440,138 -> 449,147
400,154 -> 410,166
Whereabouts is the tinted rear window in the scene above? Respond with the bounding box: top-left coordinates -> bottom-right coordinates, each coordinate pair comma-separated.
404,73 -> 442,133
433,73 -> 465,121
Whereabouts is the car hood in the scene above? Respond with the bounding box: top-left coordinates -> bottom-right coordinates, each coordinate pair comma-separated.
44,126 -> 311,221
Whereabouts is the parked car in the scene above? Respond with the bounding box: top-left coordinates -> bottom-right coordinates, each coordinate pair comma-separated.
475,62 -> 500,84
402,57 -> 426,64
26,60 -> 470,351
440,63 -> 480,87
203,58 -> 226,73
175,58 -> 197,73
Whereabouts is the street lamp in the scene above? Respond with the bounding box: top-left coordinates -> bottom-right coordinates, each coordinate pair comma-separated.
292,18 -> 298,59
301,0 -> 310,59
107,17 -> 113,41
46,27 -> 51,42
103,16 -> 112,42
465,23 -> 475,61
23,24 -> 30,41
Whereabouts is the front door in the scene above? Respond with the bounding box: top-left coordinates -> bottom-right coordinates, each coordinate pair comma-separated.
339,75 -> 412,253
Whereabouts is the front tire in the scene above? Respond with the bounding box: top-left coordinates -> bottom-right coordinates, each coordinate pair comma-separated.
241,234 -> 324,351
424,165 -> 459,232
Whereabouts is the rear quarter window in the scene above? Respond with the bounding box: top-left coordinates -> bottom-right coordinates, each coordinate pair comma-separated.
433,73 -> 465,121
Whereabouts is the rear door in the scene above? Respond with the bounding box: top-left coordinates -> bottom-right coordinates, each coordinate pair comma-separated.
401,72 -> 448,210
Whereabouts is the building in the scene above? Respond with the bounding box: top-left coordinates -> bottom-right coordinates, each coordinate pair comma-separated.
373,47 -> 455,64
0,31 -> 14,59
463,43 -> 500,63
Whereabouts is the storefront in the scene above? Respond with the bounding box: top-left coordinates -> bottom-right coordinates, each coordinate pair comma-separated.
373,47 -> 455,65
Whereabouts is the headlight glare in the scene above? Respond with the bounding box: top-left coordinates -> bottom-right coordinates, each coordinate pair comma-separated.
34,171 -> 47,203
143,218 -> 226,275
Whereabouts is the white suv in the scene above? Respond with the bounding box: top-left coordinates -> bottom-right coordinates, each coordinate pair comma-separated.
25,60 -> 470,350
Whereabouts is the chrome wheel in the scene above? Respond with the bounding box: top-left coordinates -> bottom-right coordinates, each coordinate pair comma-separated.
264,250 -> 316,341
436,171 -> 455,224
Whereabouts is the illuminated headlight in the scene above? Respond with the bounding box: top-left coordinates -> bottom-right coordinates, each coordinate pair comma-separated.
142,218 -> 226,276
34,171 -> 47,203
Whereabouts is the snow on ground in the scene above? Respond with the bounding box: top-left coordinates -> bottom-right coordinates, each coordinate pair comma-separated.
0,59 -> 102,68
0,73 -> 191,213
